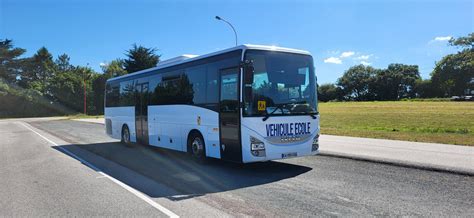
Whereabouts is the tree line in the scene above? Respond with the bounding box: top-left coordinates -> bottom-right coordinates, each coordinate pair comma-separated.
0,41 -> 160,117
318,33 -> 473,102
0,33 -> 472,117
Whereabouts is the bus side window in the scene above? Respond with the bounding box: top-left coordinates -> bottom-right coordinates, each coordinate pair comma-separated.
148,74 -> 161,105
186,66 -> 207,105
206,64 -> 218,104
106,83 -> 119,107
119,80 -> 135,106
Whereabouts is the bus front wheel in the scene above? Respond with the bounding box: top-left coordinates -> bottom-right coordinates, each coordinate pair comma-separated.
188,132 -> 206,162
121,125 -> 131,146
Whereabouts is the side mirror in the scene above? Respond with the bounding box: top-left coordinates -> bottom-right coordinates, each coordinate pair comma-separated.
243,65 -> 254,85
242,60 -> 254,102
244,87 -> 252,102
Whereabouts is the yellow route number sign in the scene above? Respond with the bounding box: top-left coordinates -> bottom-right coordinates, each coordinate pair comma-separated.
258,100 -> 266,111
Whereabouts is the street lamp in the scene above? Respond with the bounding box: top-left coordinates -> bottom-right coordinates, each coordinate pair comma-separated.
215,16 -> 238,46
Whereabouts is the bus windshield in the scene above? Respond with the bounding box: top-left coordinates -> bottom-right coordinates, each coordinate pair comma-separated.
243,50 -> 318,117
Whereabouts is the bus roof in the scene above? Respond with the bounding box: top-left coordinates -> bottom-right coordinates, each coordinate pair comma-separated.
107,44 -> 312,82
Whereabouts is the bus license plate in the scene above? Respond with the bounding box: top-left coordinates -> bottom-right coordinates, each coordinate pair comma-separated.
282,152 -> 297,159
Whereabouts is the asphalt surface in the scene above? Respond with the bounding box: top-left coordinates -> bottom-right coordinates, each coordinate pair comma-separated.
1,119 -> 473,216
0,121 -> 166,216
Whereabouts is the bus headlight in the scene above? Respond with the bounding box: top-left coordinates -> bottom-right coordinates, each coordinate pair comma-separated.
312,134 -> 320,152
250,136 -> 266,157
250,136 -> 265,151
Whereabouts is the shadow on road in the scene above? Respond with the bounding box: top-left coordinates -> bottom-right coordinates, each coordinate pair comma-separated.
53,142 -> 312,201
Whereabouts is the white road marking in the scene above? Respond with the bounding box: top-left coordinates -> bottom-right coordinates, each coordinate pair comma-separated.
19,122 -> 179,218
337,195 -> 352,202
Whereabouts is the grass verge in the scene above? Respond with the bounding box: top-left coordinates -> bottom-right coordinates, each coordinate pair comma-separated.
319,101 -> 474,146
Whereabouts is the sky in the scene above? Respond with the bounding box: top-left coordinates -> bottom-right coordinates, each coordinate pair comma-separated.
1,0 -> 472,84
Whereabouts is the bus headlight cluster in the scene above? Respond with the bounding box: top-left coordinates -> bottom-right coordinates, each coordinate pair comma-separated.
312,134 -> 320,152
250,136 -> 266,157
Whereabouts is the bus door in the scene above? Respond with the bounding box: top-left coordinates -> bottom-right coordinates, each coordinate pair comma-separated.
219,67 -> 242,162
135,82 -> 149,145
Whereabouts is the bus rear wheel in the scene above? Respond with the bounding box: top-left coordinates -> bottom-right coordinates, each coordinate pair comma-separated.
188,132 -> 206,162
121,125 -> 131,146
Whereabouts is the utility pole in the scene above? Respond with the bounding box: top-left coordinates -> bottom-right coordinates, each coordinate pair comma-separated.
215,16 -> 238,46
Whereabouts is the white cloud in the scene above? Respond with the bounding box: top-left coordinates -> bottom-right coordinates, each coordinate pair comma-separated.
324,57 -> 342,64
434,36 -> 452,41
355,54 -> 372,60
324,51 -> 373,65
99,62 -> 107,67
340,51 -> 355,58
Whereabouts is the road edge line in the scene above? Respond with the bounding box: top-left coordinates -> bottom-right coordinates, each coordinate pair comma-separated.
19,122 -> 179,218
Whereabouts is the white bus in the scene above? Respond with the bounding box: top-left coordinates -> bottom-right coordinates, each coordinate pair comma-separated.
105,44 -> 320,163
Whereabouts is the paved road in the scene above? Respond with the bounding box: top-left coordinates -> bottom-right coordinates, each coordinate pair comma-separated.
0,121 -> 166,216
1,119 -> 473,216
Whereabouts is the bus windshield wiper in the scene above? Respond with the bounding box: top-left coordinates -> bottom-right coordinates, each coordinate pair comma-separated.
262,105 -> 286,121
308,111 -> 319,119
290,111 -> 319,119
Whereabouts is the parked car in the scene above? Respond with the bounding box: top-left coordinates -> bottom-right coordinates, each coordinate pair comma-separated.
451,96 -> 461,101
451,96 -> 473,101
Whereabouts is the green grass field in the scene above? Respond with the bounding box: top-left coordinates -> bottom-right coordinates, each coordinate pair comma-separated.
319,101 -> 474,146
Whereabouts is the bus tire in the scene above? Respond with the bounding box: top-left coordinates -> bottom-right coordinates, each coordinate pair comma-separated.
121,125 -> 131,146
188,131 -> 206,162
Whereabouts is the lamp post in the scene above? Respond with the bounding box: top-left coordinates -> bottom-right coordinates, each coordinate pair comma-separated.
215,16 -> 238,46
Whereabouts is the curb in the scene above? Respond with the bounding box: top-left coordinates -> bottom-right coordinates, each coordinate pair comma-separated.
319,151 -> 474,176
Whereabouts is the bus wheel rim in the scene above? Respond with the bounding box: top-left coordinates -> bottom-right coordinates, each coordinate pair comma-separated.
123,129 -> 129,143
192,138 -> 203,157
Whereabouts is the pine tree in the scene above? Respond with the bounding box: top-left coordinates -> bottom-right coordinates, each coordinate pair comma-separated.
123,44 -> 160,73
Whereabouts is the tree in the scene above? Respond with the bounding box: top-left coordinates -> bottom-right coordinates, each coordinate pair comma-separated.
0,78 -> 73,118
55,53 -> 73,73
371,64 -> 420,100
318,83 -> 343,102
123,44 -> 160,73
101,59 -> 127,78
92,74 -> 108,114
49,66 -> 96,113
431,33 -> 473,96
413,79 -> 438,98
337,65 -> 377,100
0,39 -> 26,83
1,39 -> 112,116
20,47 -> 56,96
91,59 -> 128,114
431,52 -> 473,96
449,33 -> 474,49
